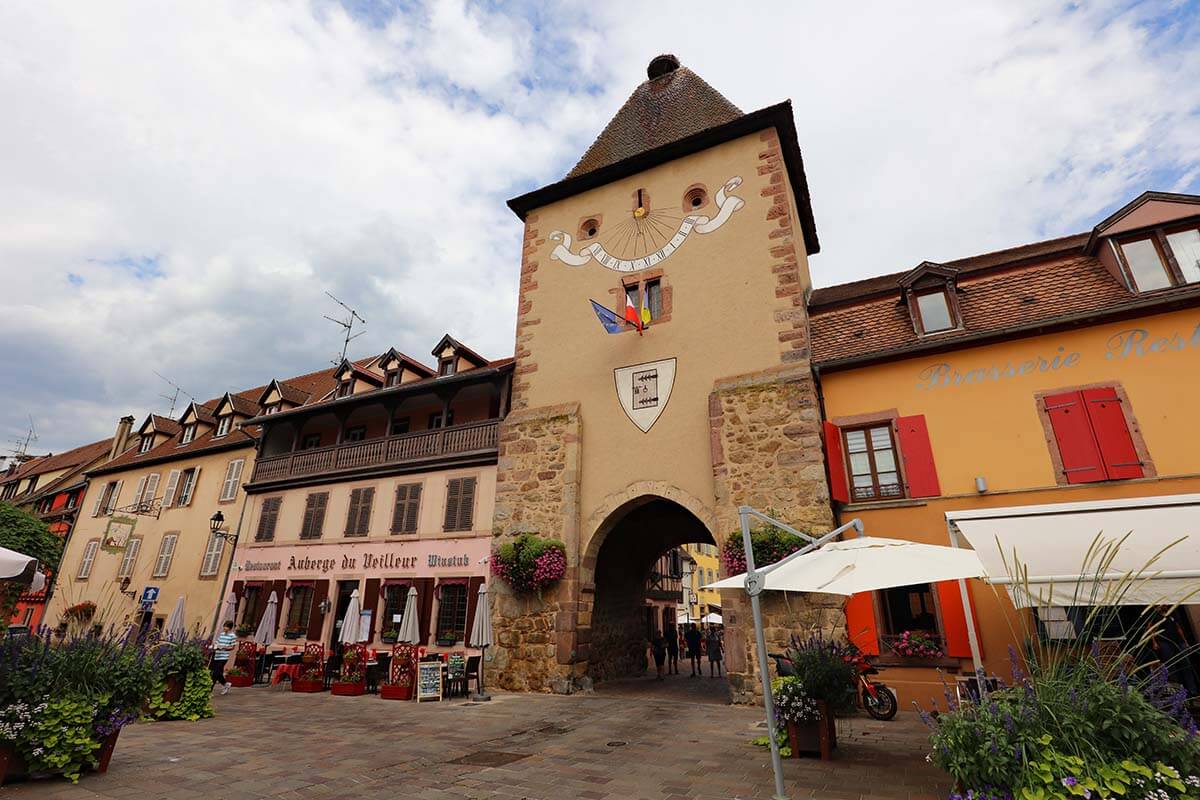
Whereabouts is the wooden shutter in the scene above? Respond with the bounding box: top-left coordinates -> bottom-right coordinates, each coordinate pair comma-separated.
143,473 -> 160,503
823,421 -> 849,504
1081,387 -> 1143,480
935,580 -> 982,659
132,477 -> 147,506
443,479 -> 463,531
106,479 -> 123,513
443,477 -> 476,532
306,579 -> 330,641
391,484 -> 421,534
270,579 -> 287,638
251,584 -> 270,628
232,580 -> 244,601
458,478 -> 475,530
91,483 -> 108,517
844,591 -> 879,655
301,493 -> 328,539
1043,391 -> 1105,484
162,470 -> 180,507
256,497 -> 281,541
344,488 -> 374,536
896,415 -> 941,498
463,576 -> 486,646
221,459 -> 244,501
415,577 -> 435,646
362,578 -> 381,643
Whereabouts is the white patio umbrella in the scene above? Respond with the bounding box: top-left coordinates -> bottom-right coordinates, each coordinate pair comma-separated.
396,586 -> 421,645
467,582 -> 493,701
220,591 -> 237,627
0,545 -> 37,581
338,589 -> 361,644
164,595 -> 186,639
702,612 -> 723,625
706,536 -> 985,595
253,591 -> 278,646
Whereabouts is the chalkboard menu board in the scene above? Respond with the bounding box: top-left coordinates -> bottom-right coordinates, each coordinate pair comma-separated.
416,661 -> 442,702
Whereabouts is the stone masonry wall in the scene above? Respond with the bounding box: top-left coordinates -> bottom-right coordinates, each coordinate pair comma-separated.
708,362 -> 842,704
488,402 -> 582,693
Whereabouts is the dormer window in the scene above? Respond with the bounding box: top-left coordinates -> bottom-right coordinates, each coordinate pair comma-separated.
915,290 -> 955,333
1117,225 -> 1200,292
438,358 -> 456,377
385,369 -> 400,387
263,403 -> 280,415
139,435 -> 153,454
215,416 -> 232,437
336,380 -> 353,398
180,424 -> 196,445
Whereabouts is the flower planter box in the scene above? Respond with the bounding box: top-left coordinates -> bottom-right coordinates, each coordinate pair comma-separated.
436,638 -> 457,647
379,684 -> 413,701
283,631 -> 304,640
227,673 -> 255,688
290,678 -> 326,693
163,673 -> 185,704
330,681 -> 366,697
0,730 -> 120,785
786,702 -> 836,761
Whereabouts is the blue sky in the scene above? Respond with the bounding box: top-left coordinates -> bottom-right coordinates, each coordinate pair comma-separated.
0,1 -> 1198,456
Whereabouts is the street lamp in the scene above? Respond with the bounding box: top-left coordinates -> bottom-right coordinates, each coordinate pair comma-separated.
206,510 -> 240,638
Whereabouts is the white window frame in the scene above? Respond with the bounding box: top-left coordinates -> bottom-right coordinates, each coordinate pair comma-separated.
176,468 -> 199,507
219,459 -> 244,502
104,479 -> 123,514
215,416 -> 232,437
139,435 -> 153,454
77,540 -> 100,579
152,533 -> 178,578
117,537 -> 142,579
180,424 -> 196,445
199,532 -> 225,577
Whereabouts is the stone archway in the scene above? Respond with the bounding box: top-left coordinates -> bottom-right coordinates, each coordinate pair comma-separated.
579,490 -> 717,682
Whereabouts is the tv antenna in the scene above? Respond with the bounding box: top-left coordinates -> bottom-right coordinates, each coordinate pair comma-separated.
153,371 -> 194,418
5,416 -> 39,468
324,291 -> 367,364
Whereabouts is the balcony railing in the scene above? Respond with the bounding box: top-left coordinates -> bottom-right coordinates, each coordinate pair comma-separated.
249,419 -> 500,485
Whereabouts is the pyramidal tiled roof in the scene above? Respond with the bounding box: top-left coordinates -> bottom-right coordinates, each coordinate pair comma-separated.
566,55 -> 744,179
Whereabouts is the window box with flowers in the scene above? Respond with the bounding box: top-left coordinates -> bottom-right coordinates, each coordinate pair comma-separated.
235,623 -> 254,638
283,626 -> 305,641
62,601 -> 97,624
380,629 -> 399,644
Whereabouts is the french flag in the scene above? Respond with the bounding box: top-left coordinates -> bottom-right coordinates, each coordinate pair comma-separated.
624,293 -> 642,330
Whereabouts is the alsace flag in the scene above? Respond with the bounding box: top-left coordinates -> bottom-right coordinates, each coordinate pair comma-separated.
589,300 -> 624,334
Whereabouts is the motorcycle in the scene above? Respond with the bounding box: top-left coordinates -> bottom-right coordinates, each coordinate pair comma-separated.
768,650 -> 898,721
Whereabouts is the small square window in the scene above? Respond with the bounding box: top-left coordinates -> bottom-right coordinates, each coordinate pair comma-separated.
344,427 -> 366,442
390,417 -> 411,436
180,424 -> 196,445
1120,238 -> 1172,292
139,436 -> 153,454
385,370 -> 400,387
215,416 -> 232,437
1165,229 -> 1200,284
438,358 -> 456,377
915,291 -> 954,333
301,434 -> 322,450
336,381 -> 353,398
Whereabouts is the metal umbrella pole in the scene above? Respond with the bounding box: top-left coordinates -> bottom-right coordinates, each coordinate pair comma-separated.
738,507 -> 864,800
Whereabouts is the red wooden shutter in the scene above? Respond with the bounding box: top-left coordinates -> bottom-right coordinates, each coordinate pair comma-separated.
1081,387 -> 1143,480
270,580 -> 287,638
306,579 -> 330,641
844,592 -> 879,656
415,577 -> 435,647
1043,391 -> 1105,484
823,421 -> 849,504
232,579 -> 244,600
252,585 -> 269,628
935,580 -> 981,659
463,576 -> 486,645
896,415 -> 940,498
362,578 -> 381,644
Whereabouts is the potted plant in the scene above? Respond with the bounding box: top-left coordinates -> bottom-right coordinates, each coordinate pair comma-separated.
773,677 -> 825,759
492,533 -> 567,595
330,647 -> 367,696
283,625 -> 305,641
380,628 -> 399,645
783,635 -> 857,759
235,623 -> 254,638
380,646 -> 416,701
225,664 -> 254,688
61,601 -> 97,624
436,630 -> 459,648
290,649 -> 326,693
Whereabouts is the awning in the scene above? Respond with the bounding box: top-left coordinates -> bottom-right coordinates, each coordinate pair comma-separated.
288,580 -> 316,590
948,494 -> 1200,608
437,577 -> 470,587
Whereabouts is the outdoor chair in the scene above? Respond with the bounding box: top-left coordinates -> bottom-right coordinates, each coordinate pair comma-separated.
464,655 -> 481,696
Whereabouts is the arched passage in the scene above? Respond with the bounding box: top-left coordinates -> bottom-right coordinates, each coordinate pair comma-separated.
584,495 -> 716,682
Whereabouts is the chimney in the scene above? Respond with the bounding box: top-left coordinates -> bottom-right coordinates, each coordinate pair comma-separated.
109,415 -> 135,461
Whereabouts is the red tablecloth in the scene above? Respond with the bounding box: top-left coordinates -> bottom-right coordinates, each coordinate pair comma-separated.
271,663 -> 302,686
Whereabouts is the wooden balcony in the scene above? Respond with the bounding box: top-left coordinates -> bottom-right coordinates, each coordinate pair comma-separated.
248,419 -> 500,486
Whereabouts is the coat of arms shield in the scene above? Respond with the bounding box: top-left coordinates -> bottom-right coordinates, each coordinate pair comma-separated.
613,358 -> 676,433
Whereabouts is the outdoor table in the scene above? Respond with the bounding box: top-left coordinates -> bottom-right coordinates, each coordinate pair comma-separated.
271,663 -> 302,686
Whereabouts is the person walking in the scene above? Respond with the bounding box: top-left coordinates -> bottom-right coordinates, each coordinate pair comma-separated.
684,623 -> 703,677
706,626 -> 724,678
650,631 -> 667,680
665,623 -> 679,675
211,620 -> 237,695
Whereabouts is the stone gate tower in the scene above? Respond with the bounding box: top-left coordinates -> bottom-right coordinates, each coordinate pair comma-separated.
489,55 -> 839,701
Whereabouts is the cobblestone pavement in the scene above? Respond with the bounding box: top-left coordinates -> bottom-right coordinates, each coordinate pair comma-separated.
3,677 -> 948,800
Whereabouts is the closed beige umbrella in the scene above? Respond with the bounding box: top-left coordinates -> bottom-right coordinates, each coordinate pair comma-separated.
396,586 -> 421,645
254,591 -> 278,646
164,595 -> 186,639
468,582 -> 492,701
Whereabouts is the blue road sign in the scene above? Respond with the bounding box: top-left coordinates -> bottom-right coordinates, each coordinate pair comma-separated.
141,586 -> 160,604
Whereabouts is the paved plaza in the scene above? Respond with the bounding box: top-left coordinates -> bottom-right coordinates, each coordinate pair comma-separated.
3,677 -> 948,800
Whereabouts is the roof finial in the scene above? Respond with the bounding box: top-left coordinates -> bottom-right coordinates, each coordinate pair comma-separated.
647,54 -> 680,80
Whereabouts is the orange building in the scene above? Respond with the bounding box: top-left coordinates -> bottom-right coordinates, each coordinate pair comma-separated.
810,191 -> 1200,706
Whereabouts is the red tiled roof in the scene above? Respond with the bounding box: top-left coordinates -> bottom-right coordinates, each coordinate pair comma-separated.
148,415 -> 181,435
810,253 -> 1138,364
809,232 -> 1091,309
0,437 -> 114,495
221,393 -> 260,417
567,59 -> 743,179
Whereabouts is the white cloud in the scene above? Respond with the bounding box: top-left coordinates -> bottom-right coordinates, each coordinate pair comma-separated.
0,0 -> 1197,453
